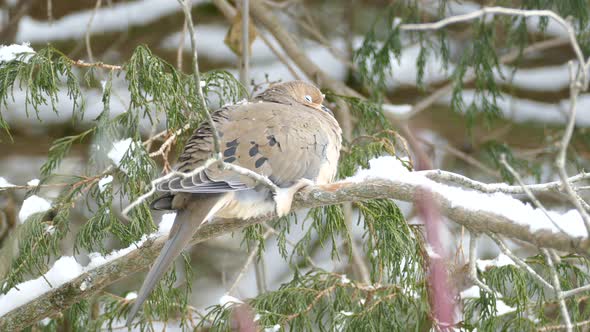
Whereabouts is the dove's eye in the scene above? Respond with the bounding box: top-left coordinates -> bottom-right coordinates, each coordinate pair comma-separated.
304,95 -> 313,103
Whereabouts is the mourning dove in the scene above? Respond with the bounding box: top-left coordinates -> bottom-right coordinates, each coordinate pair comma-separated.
127,81 -> 342,324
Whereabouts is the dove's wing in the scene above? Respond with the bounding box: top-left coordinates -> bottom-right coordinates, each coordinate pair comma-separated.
156,101 -> 341,197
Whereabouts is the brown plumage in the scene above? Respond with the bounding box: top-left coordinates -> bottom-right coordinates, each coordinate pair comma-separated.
127,81 -> 342,325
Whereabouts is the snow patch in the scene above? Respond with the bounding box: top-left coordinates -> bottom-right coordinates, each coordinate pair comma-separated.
382,103 -> 412,116
0,212 -> 176,316
264,325 -> 281,332
460,285 -> 481,299
424,244 -> 442,259
107,138 -> 141,173
496,300 -> 517,316
40,317 -> 52,326
16,0 -> 208,43
107,138 -> 133,167
19,195 -> 52,223
159,213 -> 176,234
98,175 -> 113,192
0,256 -> 83,316
340,274 -> 351,284
44,225 -> 55,235
219,294 -> 243,307
0,177 -> 15,188
476,254 -> 515,271
0,43 -> 35,63
27,178 -> 40,186
125,292 -> 138,300
460,285 -> 515,316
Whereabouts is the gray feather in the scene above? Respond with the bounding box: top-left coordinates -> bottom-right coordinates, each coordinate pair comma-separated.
126,194 -> 223,326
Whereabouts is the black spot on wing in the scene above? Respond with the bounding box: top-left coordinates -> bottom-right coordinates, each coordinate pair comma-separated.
224,156 -> 237,163
267,135 -> 277,146
224,146 -> 237,157
249,144 -> 259,157
255,157 -> 268,168
226,138 -> 239,148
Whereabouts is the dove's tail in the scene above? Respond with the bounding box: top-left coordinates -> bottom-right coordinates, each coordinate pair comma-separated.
126,194 -> 225,327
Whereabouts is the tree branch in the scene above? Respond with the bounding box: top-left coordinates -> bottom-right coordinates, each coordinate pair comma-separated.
399,7 -> 589,88
245,0 -> 362,98
178,0 -> 222,157
239,0 -> 250,88
2,175 -> 590,330
399,37 -> 569,120
543,248 -> 573,332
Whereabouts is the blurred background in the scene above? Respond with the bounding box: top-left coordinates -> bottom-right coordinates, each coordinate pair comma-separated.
0,0 -> 586,319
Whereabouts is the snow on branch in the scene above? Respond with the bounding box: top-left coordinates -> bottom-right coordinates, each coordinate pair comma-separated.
1,157 -> 589,330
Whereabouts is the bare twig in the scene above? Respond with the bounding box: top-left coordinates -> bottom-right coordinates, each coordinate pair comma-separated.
257,32 -> 302,80
538,319 -> 590,331
542,249 -> 572,332
221,163 -> 279,192
499,154 -> 567,234
122,157 -> 280,217
0,182 -> 75,191
286,10 -> 356,70
178,0 -> 222,157
561,283 -> 590,299
167,1 -> 280,202
555,62 -> 590,236
399,37 -> 568,119
144,122 -> 160,153
71,59 -> 123,71
46,0 -> 53,22
84,0 -> 102,63
261,223 -> 321,269
468,233 -> 493,293
419,169 -> 590,196
244,0 -> 363,99
343,203 -> 371,285
142,129 -> 171,148
254,254 -> 267,293
121,159 -> 216,216
239,0 -> 250,88
416,137 -> 500,178
227,229 -> 272,294
487,233 -> 554,290
177,18 -> 188,70
148,124 -> 191,158
399,7 -> 588,88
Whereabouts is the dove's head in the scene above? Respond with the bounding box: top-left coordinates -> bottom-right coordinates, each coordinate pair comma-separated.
255,81 -> 333,115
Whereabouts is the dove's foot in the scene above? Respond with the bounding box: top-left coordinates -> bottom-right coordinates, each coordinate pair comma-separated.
273,178 -> 314,217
